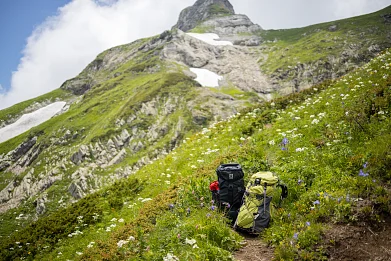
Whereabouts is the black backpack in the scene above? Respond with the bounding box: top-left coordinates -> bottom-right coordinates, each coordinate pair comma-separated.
216,163 -> 245,221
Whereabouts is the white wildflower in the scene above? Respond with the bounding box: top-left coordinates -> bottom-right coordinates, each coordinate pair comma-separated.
128,236 -> 135,241
118,218 -> 124,223
117,240 -> 129,248
163,253 -> 180,261
141,198 -> 152,203
311,119 -> 320,125
185,238 -> 197,245
269,140 -> 275,146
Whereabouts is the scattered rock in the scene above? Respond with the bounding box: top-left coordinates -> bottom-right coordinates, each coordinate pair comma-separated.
35,194 -> 48,215
329,25 -> 338,32
381,13 -> 391,24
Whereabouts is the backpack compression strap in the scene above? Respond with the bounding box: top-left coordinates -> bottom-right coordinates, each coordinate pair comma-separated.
276,183 -> 288,207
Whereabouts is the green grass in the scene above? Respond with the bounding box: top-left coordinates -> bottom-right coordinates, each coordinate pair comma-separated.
208,3 -> 232,17
1,48 -> 390,260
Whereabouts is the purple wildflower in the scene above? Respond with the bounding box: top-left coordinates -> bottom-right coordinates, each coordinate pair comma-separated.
281,147 -> 287,151
169,204 -> 175,209
206,213 -> 211,218
282,138 -> 289,145
293,233 -> 299,240
298,179 -> 303,185
363,162 -> 368,168
225,203 -> 231,209
306,221 -> 311,226
313,200 -> 320,205
358,169 -> 369,177
210,205 -> 216,211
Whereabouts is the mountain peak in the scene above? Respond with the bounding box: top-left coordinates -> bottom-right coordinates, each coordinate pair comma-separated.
174,0 -> 235,32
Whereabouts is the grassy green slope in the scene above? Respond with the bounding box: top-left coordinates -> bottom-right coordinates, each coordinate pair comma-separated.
258,5 -> 391,75
2,48 -> 390,260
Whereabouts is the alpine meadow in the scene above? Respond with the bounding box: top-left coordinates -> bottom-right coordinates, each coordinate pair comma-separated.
1,0 -> 391,260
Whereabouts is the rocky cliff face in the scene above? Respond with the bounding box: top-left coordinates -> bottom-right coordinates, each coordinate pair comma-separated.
174,0 -> 235,32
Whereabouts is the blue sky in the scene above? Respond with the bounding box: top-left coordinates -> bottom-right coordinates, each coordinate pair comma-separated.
0,0 -> 70,93
0,0 -> 390,109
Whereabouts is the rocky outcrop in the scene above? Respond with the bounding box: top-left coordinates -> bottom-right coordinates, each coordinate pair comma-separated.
201,14 -> 262,35
60,77 -> 94,95
162,30 -> 274,95
68,168 -> 98,199
174,0 -> 235,32
70,145 -> 90,165
0,168 -> 62,213
0,137 -> 40,173
70,129 -> 131,167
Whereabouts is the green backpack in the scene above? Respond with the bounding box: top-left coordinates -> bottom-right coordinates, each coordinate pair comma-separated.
234,171 -> 287,234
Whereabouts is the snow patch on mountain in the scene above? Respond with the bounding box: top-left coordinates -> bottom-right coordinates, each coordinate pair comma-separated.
0,102 -> 67,143
190,68 -> 223,87
186,33 -> 233,46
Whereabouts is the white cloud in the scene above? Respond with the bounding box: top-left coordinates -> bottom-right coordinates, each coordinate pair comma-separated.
0,0 -> 193,109
231,0 -> 390,29
332,0 -> 390,19
0,84 -> 3,93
